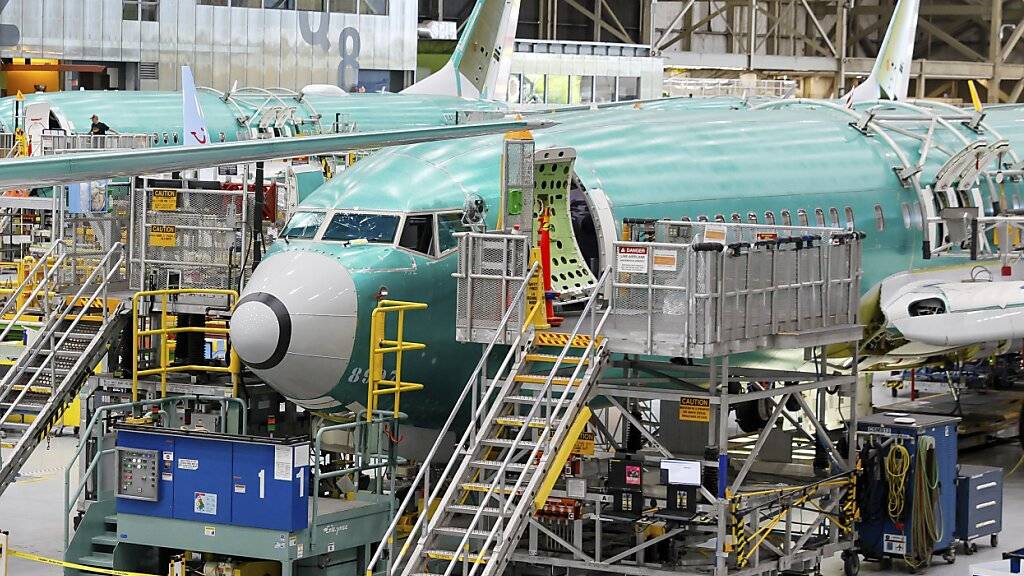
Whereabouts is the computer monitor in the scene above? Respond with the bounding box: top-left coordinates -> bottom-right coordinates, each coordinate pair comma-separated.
659,459 -> 702,486
609,459 -> 643,489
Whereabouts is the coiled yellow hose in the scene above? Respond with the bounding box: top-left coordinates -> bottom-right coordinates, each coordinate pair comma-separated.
885,442 -> 910,522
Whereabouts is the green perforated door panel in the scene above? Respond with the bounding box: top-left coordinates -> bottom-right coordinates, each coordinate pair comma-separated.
532,148 -> 596,302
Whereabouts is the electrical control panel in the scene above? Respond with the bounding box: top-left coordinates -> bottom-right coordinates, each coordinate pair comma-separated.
116,447 -> 160,502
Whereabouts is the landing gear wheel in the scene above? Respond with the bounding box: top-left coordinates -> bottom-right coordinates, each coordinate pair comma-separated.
735,399 -> 769,433
992,534 -> 999,548
842,551 -> 860,576
892,386 -> 899,397
943,549 -> 956,565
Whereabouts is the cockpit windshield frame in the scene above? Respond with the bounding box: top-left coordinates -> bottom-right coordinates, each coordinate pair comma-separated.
279,208 -> 473,260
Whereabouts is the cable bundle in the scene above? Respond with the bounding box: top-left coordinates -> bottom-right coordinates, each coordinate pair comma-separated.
906,436 -> 942,569
885,442 -> 910,522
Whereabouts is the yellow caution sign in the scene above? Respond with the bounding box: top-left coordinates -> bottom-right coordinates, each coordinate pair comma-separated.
2,547 -> 161,576
572,431 -> 596,456
678,397 -> 711,422
148,225 -> 177,247
151,190 -> 178,211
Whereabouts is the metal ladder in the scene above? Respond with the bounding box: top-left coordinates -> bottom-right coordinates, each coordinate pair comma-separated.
0,242 -> 126,498
367,266 -> 614,576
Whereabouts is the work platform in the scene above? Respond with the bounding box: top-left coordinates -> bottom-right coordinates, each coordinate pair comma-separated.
367,216 -> 865,576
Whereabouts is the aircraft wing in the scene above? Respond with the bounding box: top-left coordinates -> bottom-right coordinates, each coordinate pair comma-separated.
0,120 -> 550,189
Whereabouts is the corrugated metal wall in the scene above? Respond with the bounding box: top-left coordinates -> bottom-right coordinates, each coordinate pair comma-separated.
1,0 -> 417,91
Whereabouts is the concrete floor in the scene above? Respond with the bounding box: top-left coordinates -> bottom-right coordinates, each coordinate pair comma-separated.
0,432 -> 78,576
1,383 -> 1022,575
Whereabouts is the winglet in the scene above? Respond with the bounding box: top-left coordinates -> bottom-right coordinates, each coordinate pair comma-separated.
182,65 -> 211,146
844,0 -> 920,106
403,0 -> 521,99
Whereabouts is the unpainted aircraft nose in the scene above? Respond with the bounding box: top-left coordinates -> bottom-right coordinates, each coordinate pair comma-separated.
230,251 -> 357,410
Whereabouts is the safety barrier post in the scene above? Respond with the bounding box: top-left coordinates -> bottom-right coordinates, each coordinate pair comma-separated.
0,530 -> 7,576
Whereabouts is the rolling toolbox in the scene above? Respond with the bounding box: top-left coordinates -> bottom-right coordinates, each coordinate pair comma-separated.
957,464 -> 1003,555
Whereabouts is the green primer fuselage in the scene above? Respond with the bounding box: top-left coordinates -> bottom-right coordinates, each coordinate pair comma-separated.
0,90 -> 746,145
255,103 -> 1024,426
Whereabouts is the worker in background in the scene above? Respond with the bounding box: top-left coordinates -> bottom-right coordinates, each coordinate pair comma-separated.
89,114 -> 110,135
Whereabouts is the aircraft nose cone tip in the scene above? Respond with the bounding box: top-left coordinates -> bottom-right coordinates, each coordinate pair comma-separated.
229,250 -> 358,407
232,293 -> 291,369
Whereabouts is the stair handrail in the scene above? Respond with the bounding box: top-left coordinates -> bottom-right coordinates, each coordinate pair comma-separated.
434,266 -> 614,576
0,241 -> 70,407
365,261 -> 541,576
0,239 -> 67,342
0,243 -> 124,427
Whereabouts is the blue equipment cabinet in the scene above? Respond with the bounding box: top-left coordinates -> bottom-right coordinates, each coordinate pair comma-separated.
114,426 -> 309,532
172,435 -> 234,524
115,430 -> 176,518
856,413 -> 959,567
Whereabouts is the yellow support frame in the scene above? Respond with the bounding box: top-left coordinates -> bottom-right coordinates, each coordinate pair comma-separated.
366,299 -> 427,422
131,289 -> 241,401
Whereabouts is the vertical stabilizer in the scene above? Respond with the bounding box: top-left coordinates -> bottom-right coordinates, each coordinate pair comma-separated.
182,65 -> 210,145
844,0 -> 920,106
402,0 -> 521,100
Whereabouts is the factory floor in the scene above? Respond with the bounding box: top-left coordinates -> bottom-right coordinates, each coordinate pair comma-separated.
1,384 -> 1022,576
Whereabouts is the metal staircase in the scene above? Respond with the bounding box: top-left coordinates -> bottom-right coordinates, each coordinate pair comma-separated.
0,242 -> 126,498
367,265 -> 613,576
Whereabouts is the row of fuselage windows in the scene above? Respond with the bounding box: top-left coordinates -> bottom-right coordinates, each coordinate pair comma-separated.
124,0 -> 389,21
684,202 -> 925,233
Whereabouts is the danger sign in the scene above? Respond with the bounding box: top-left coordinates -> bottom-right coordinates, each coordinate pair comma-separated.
617,246 -> 649,273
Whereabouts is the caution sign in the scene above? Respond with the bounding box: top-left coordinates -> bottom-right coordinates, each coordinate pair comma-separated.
148,225 -> 177,247
572,431 -> 596,455
616,245 -> 648,273
703,224 -> 727,244
151,189 -> 178,211
678,397 -> 711,422
653,248 -> 678,272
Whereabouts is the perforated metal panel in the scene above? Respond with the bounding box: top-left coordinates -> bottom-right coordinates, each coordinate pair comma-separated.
455,232 -> 530,344
130,179 -> 251,290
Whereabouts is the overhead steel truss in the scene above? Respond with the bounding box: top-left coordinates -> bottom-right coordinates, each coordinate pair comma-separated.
652,0 -> 1024,102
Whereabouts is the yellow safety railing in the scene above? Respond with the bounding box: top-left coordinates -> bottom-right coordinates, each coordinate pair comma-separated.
131,289 -> 241,401
366,299 -> 427,422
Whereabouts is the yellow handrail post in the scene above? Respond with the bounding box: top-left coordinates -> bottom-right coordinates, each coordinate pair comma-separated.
160,292 -> 168,398
131,293 -> 139,402
130,289 -> 240,402
366,300 -> 427,423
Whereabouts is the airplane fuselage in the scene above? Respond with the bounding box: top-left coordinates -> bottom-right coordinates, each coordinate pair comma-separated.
230,102 -> 1024,426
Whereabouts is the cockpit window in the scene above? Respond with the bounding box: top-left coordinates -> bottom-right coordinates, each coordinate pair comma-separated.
399,215 -> 435,255
437,212 -> 470,253
282,211 -> 326,239
322,212 -> 400,243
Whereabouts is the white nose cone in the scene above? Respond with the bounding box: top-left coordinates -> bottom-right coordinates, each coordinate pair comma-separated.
231,251 -> 358,410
